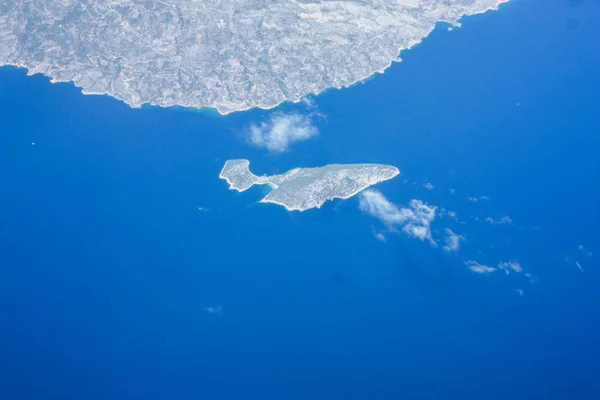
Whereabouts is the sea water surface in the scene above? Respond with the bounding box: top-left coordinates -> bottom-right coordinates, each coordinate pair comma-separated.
1,0 -> 599,399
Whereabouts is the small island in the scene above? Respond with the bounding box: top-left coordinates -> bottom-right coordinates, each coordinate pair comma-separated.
220,159 -> 399,211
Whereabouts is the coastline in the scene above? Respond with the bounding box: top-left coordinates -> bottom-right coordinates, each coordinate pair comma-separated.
223,165 -> 400,212
259,166 -> 399,212
218,161 -> 275,193
0,0 -> 511,116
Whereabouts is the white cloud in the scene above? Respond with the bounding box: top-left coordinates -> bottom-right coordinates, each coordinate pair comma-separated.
403,200 -> 437,243
358,189 -> 407,226
465,260 -> 497,274
578,245 -> 592,258
498,260 -> 522,275
248,112 -> 318,153
370,227 -> 387,243
525,273 -> 539,285
423,182 -> 435,190
440,208 -> 464,223
443,228 -> 464,253
485,215 -> 513,225
358,190 -> 437,244
466,259 -> 526,276
375,232 -> 387,243
564,257 -> 585,272
516,289 -> 524,296
202,305 -> 223,315
468,196 -> 490,202
301,96 -> 316,109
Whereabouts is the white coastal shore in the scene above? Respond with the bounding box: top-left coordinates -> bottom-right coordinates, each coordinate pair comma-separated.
0,0 -> 510,115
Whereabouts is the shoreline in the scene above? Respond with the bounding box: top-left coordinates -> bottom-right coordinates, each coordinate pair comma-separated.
222,163 -> 400,212
0,0 -> 510,116
218,160 -> 275,192
259,166 -> 399,212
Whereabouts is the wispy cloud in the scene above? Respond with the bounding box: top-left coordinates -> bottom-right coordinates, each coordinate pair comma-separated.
467,259 -> 527,277
423,182 -> 435,190
439,208 -> 464,224
375,232 -> 387,243
498,260 -> 522,274
443,228 -> 464,253
465,260 -> 497,274
445,210 -> 458,219
485,215 -> 513,225
578,245 -> 592,258
301,96 -> 317,110
564,256 -> 586,272
563,246 -> 592,273
358,189 -> 437,244
202,305 -> 223,316
467,196 -> 490,202
358,190 -> 406,226
247,112 -> 318,153
370,227 -> 388,243
525,272 -> 539,284
402,200 -> 437,243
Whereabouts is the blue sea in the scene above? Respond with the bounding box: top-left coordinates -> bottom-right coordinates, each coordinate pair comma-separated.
1,0 -> 599,398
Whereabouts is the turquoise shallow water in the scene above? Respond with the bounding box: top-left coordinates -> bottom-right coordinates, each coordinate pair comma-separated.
1,0 -> 599,398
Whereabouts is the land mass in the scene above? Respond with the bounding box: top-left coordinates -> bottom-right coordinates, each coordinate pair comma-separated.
0,0 -> 509,114
220,159 -> 399,211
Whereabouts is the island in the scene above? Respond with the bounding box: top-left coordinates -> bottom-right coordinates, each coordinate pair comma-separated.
0,0 -> 509,114
219,159 -> 399,211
